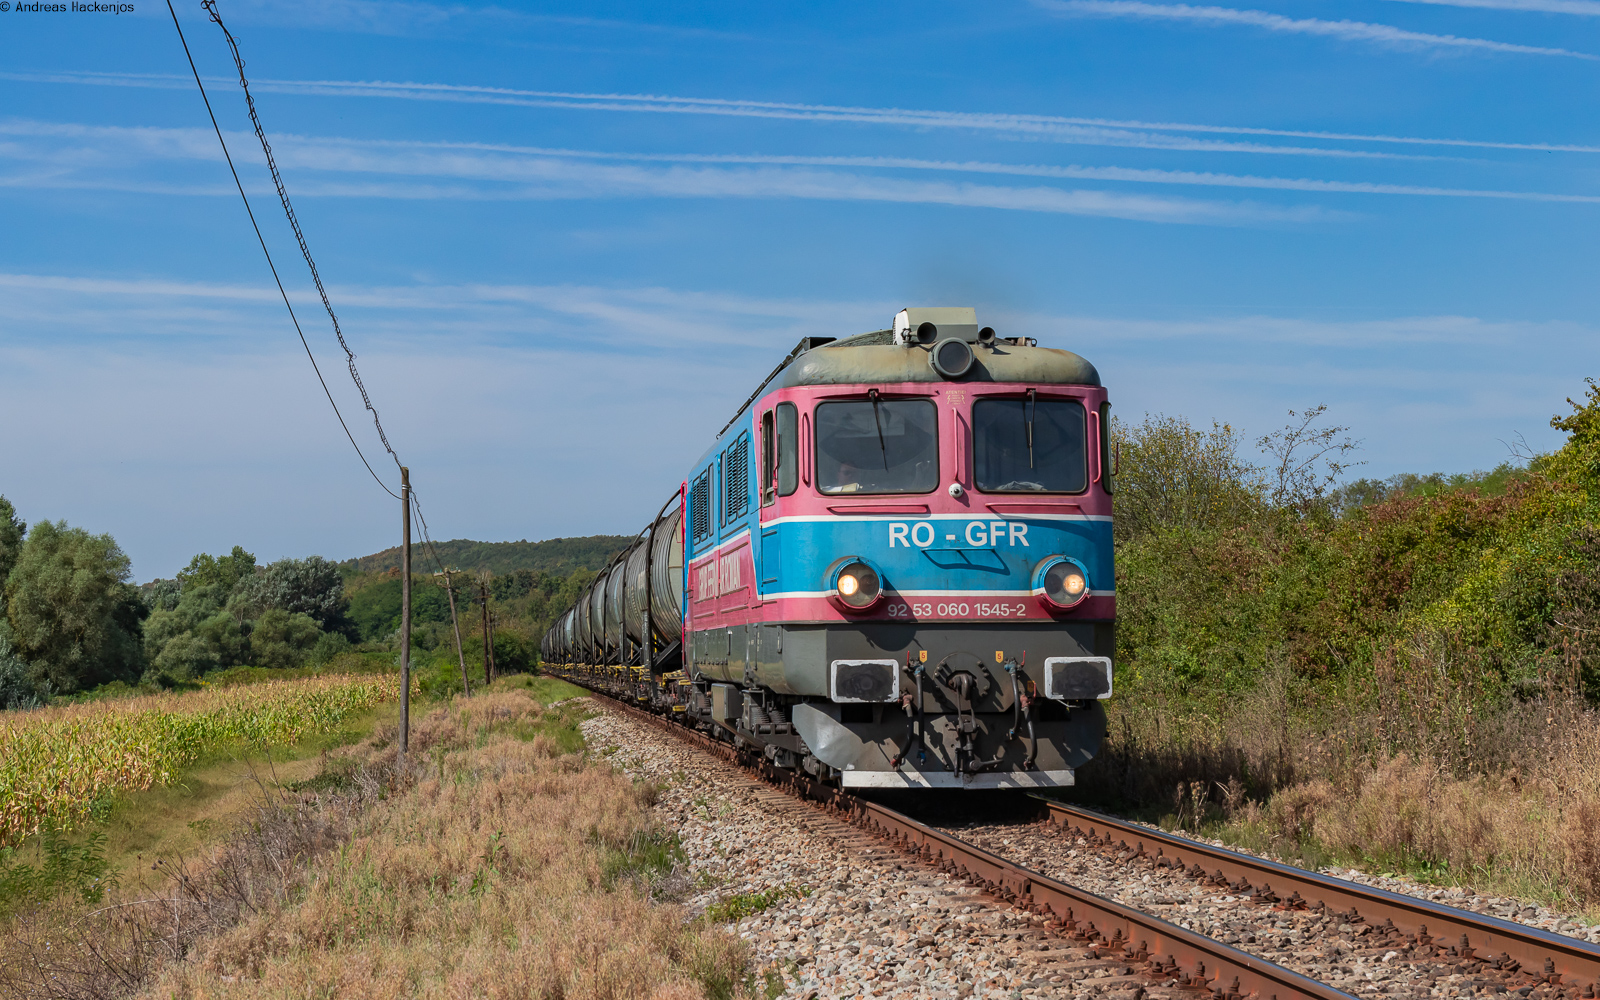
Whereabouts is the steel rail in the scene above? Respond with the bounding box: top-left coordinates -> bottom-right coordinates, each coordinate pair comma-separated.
1041,802 -> 1600,996
585,690 -> 1357,1000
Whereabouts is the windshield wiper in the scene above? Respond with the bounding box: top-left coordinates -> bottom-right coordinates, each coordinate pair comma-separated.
1026,389 -> 1036,470
869,389 -> 889,469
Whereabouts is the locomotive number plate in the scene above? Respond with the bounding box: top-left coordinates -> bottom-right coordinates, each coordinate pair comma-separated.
885,601 -> 1030,619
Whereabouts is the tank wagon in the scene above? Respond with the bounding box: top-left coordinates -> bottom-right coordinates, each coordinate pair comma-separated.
542,307 -> 1116,790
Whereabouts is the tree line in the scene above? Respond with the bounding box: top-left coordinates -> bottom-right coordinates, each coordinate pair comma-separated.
0,510 -> 366,708
1109,387 -> 1600,709
0,498 -> 621,710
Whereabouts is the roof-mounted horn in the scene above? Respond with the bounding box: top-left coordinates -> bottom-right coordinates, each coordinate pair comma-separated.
893,307 -> 982,346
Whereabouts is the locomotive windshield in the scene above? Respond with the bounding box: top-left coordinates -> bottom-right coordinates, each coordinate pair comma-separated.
973,396 -> 1087,493
816,399 -> 938,494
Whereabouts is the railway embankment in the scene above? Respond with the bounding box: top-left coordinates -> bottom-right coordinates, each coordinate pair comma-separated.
589,699 -> 1600,1000
945,818 -> 1600,1000
958,816 -> 1600,946
585,706 -> 1150,1000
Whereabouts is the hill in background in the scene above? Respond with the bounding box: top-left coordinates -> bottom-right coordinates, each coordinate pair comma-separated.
341,535 -> 633,576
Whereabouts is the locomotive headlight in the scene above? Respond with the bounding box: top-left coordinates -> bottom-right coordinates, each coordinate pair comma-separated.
1053,565 -> 1087,598
1033,556 -> 1090,610
829,558 -> 883,610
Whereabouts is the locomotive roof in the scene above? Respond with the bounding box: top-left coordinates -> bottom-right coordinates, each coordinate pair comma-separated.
705,318 -> 1103,446
775,328 -> 1102,389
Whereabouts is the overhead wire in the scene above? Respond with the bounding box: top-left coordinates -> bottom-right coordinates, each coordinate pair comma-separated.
410,490 -> 450,576
164,0 -> 400,499
198,0 -> 403,474
172,0 -> 472,590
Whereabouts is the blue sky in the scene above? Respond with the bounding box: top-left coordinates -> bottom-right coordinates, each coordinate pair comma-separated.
1,0 -> 1596,580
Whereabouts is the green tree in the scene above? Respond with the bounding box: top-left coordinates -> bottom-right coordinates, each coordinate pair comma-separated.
308,630 -> 351,665
346,576 -> 452,641
230,556 -> 350,635
0,496 -> 24,594
177,546 -> 257,595
1112,414 -> 1265,542
150,631 -> 220,681
142,578 -> 182,612
250,608 -> 322,669
0,631 -> 45,709
144,582 -> 251,682
1544,377 -> 1600,488
4,521 -> 144,693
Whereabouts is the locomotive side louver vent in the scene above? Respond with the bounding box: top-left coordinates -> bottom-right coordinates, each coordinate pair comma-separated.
724,433 -> 751,521
690,468 -> 712,543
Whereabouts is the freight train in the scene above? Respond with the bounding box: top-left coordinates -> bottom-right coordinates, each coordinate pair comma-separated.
541,307 -> 1115,790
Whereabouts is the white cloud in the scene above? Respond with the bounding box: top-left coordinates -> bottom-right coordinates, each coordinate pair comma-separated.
0,72 -> 1430,160
7,120 -> 1599,216
13,70 -> 1598,156
1381,0 -> 1600,15
1033,0 -> 1599,58
0,121 -> 1338,226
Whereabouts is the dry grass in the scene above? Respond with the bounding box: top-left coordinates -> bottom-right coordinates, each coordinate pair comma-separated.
1244,723 -> 1600,907
1083,651 -> 1600,913
0,689 -> 751,1000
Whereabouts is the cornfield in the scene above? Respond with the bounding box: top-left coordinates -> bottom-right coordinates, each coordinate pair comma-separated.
0,674 -> 403,849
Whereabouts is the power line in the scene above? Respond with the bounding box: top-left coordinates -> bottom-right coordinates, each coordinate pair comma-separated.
410,490 -> 449,575
171,0 -> 460,606
200,0 -> 403,470
164,0 -> 400,500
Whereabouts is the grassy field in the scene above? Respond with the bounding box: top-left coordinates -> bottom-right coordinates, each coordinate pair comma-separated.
0,675 -> 761,999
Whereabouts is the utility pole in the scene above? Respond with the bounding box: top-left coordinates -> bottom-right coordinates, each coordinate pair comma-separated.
399,466 -> 411,757
487,606 -> 497,681
479,574 -> 493,686
437,569 -> 471,697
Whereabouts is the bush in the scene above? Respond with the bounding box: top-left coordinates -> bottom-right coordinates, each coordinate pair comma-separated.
309,630 -> 352,666
251,609 -> 323,670
0,827 -> 118,915
1111,413 -> 1264,542
151,632 -> 219,682
0,633 -> 46,710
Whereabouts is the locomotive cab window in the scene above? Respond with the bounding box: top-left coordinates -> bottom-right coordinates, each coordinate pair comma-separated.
759,405 -> 799,506
760,411 -> 776,506
973,396 -> 1087,493
815,398 -> 938,495
776,402 -> 798,497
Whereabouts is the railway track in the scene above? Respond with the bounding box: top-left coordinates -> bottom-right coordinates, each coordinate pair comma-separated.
591,693 -> 1355,1000
1035,803 -> 1600,1000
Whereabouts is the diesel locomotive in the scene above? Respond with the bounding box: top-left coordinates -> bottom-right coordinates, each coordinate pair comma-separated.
541,307 -> 1115,790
